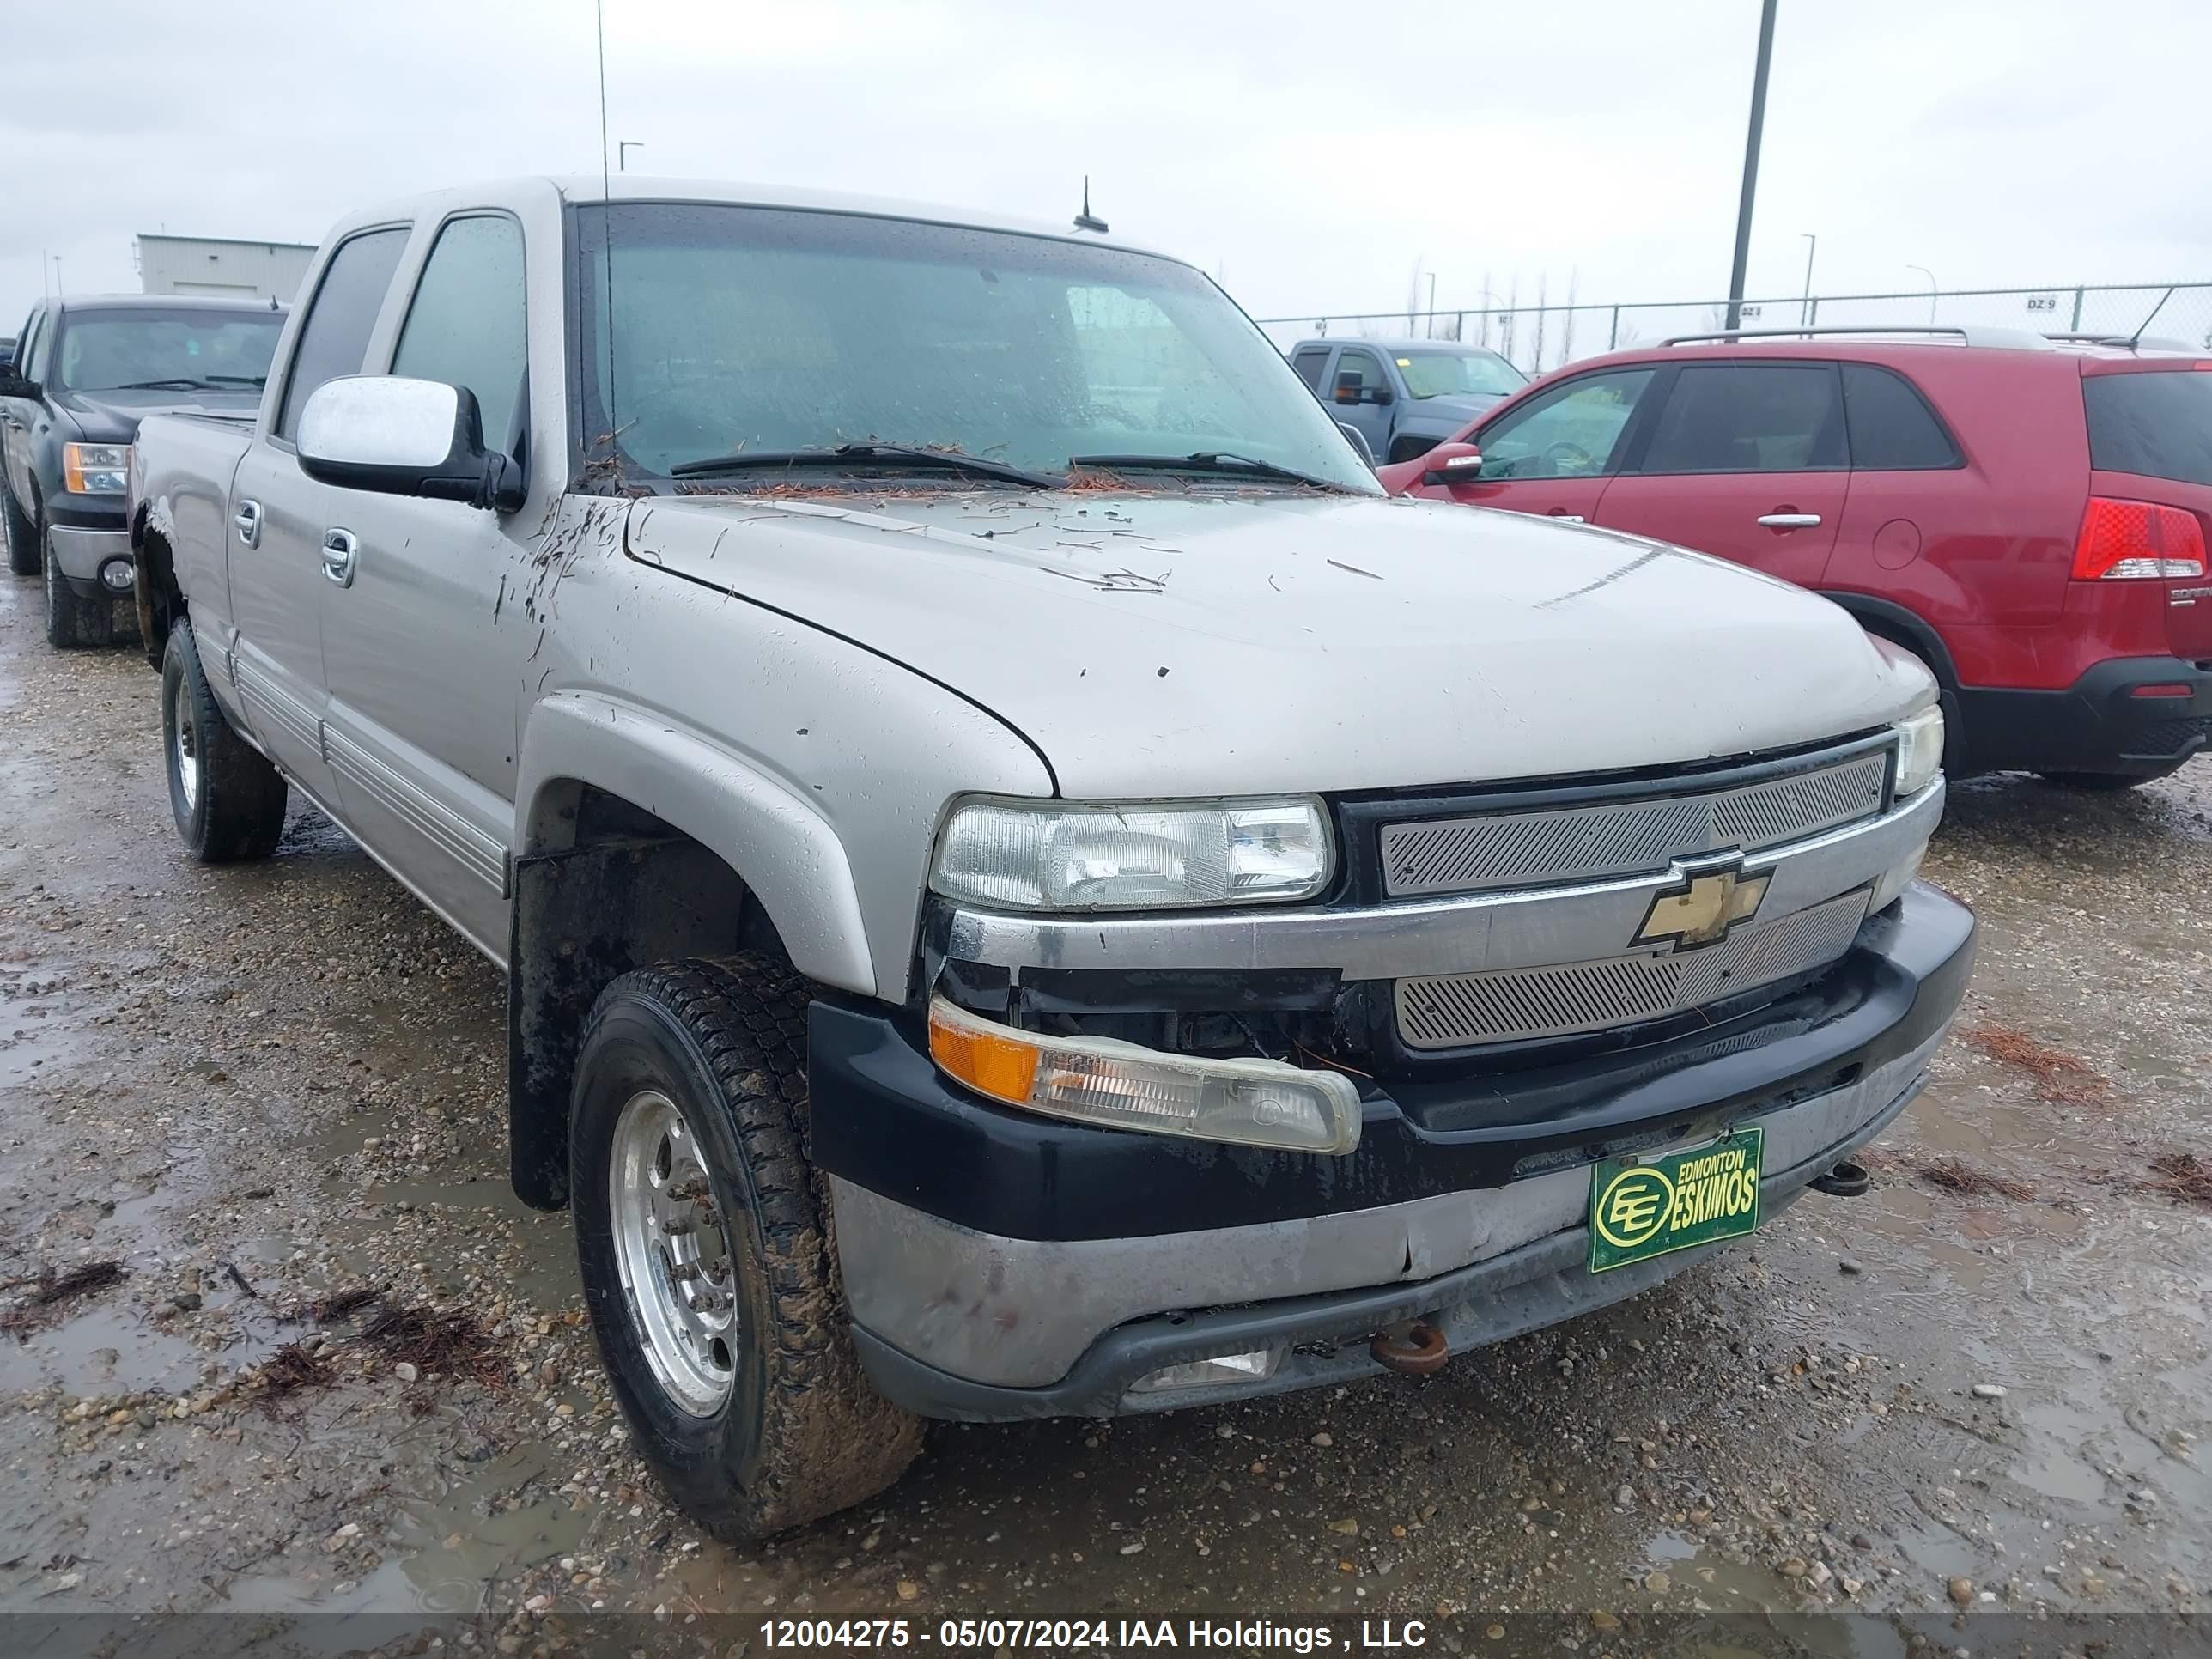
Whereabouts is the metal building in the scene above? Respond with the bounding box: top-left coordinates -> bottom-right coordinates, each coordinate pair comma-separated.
136,234 -> 316,302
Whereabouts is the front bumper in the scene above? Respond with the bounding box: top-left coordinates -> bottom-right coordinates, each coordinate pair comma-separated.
46,524 -> 131,599
1956,656 -> 2212,776
814,882 -> 1974,1418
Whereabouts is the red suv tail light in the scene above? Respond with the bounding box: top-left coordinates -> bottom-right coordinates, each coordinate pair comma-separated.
2071,496 -> 2208,580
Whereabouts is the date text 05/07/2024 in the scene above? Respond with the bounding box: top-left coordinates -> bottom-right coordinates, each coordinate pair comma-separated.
757,1619 -> 1432,1650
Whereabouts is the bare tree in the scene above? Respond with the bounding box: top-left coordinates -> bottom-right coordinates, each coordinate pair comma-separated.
1559,269 -> 1579,365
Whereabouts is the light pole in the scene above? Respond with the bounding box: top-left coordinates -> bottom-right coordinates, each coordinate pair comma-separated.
1724,0 -> 1780,331
617,141 -> 644,172
1799,233 -> 1817,327
1907,264 -> 1937,323
1426,271 -> 1438,337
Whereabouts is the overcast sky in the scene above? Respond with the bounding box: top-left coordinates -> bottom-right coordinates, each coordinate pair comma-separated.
5,0 -> 2208,337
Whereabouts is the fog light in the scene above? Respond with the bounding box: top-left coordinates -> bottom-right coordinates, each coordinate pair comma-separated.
98,557 -> 135,593
1128,1348 -> 1279,1394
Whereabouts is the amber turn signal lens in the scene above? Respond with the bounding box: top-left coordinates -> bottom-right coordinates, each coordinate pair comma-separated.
927,999 -> 1040,1104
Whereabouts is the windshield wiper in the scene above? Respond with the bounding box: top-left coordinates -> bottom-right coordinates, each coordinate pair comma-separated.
203,374 -> 267,386
1067,451 -> 1350,491
669,443 -> 1054,489
112,378 -> 220,392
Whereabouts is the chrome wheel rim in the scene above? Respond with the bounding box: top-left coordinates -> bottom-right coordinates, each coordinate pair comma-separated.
609,1089 -> 738,1415
170,673 -> 200,815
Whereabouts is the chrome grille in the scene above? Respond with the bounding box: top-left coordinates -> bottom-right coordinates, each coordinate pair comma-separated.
1378,750 -> 1889,898
1395,889 -> 1871,1050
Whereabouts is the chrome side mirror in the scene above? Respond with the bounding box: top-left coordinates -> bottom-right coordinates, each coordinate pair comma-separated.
297,375 -> 525,513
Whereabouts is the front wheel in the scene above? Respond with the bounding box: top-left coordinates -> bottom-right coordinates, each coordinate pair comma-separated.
161,623 -> 289,860
571,957 -> 922,1540
45,539 -> 113,647
3,487 -> 37,576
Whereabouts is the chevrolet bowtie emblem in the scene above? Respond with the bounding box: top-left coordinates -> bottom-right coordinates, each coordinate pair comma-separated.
1633,859 -> 1770,950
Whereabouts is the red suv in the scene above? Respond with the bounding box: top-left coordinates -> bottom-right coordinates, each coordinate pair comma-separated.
1377,329 -> 2212,787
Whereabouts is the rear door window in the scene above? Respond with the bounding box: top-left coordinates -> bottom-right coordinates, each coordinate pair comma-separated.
2084,370 -> 2212,487
1841,362 -> 1960,469
21,311 -> 49,381
276,226 -> 411,441
1638,362 -> 1845,473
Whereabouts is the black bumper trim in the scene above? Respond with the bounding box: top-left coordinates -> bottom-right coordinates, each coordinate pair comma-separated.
852,1065 -> 1923,1422
808,884 -> 1975,1243
1955,655 -> 2212,775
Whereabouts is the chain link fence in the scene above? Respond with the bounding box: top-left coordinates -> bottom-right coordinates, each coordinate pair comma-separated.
1257,283 -> 2212,377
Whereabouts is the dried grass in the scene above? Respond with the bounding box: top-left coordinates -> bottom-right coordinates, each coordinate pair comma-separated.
1963,1023 -> 2110,1106
359,1303 -> 506,1391
1918,1157 -> 2035,1202
2142,1152 -> 2212,1208
256,1341 -> 336,1404
0,1261 -> 127,1336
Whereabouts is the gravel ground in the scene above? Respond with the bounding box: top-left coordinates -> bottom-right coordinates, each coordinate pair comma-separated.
0,571 -> 2205,1653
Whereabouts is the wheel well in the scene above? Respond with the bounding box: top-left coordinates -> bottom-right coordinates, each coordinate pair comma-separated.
132,514 -> 183,668
1820,592 -> 1958,690
507,782 -> 790,1210
1822,592 -> 1976,771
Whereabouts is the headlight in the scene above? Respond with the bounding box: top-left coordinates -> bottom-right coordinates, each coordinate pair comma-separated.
64,442 -> 131,495
927,997 -> 1362,1153
931,797 -> 1333,911
1893,706 -> 1944,798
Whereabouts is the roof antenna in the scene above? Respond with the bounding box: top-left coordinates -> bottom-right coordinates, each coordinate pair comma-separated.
1073,177 -> 1109,234
594,0 -> 619,463
2124,285 -> 2175,349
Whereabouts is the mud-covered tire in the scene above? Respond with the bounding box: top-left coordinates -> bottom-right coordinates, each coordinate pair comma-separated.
3,486 -> 36,576
161,622 -> 289,860
44,536 -> 113,648
571,956 -> 922,1539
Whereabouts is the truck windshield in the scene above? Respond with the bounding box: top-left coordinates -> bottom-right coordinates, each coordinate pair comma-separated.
574,204 -> 1379,491
52,309 -> 283,394
1393,349 -> 1526,400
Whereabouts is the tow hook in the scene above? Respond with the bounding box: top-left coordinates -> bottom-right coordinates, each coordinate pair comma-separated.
1809,1158 -> 1873,1198
1370,1321 -> 1449,1376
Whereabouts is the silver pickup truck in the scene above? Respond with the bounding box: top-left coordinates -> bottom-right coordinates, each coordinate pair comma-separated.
128,175 -> 1972,1540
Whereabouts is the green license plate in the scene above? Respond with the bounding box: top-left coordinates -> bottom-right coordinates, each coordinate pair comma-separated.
1587,1127 -> 1765,1273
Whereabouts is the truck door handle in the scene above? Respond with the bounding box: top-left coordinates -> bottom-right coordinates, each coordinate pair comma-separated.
234,500 -> 262,547
320,527 -> 359,588
1757,513 -> 1822,528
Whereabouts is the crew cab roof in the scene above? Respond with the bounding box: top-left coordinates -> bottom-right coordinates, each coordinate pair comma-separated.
325,174 -> 1182,266
40,292 -> 286,316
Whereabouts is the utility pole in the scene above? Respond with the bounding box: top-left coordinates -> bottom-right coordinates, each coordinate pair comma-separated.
1799,233 -> 1817,326
1724,0 -> 1780,331
1426,271 -> 1437,337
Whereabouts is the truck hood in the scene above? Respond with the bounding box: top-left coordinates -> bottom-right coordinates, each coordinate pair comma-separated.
57,387 -> 264,441
624,488 -> 1931,798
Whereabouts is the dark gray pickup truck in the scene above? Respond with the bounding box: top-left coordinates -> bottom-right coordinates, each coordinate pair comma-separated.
1,294 -> 283,646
